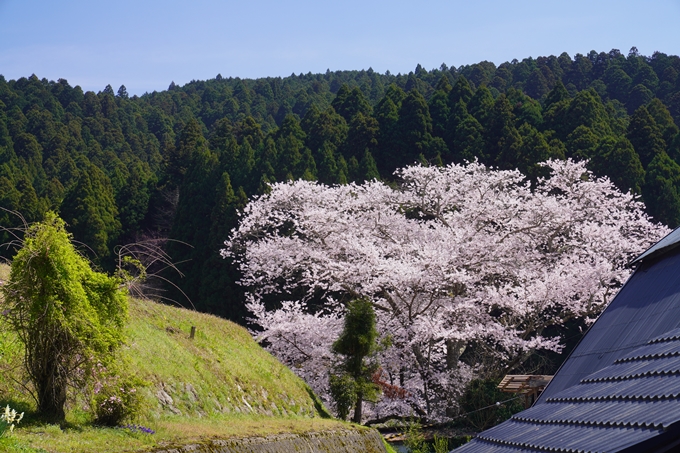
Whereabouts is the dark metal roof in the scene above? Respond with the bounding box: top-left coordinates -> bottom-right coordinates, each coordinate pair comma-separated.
453,241 -> 680,453
550,375 -> 680,401
538,250 -> 680,402
455,330 -> 680,452
473,420 -> 662,453
452,441 -> 547,453
631,227 -> 680,264
515,399 -> 680,428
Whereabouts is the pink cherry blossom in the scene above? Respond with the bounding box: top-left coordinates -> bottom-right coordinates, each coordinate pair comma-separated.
223,159 -> 668,421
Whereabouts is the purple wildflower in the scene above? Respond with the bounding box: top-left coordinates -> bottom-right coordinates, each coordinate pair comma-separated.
120,424 -> 155,435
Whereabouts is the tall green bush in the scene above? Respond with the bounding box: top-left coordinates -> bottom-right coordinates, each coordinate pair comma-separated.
1,212 -> 128,421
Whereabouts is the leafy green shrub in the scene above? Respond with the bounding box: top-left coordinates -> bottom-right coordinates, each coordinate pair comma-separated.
328,373 -> 357,421
403,420 -> 427,453
432,434 -> 449,453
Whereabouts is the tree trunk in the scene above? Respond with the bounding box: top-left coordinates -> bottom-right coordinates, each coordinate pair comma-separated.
446,339 -> 466,370
37,377 -> 67,422
445,339 -> 466,417
34,344 -> 68,423
353,390 -> 363,423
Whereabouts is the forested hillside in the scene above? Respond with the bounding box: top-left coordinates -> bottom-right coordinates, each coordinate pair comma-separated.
1,46 -> 679,320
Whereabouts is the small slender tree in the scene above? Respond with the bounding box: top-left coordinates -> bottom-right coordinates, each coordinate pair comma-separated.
330,298 -> 380,423
1,212 -> 128,421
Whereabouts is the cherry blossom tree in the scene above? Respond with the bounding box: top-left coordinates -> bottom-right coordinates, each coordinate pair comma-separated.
223,159 -> 668,421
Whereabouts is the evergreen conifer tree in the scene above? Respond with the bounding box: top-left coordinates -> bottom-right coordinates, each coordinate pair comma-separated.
485,95 -> 520,166
447,75 -> 474,107
467,86 -> 494,127
60,163 -> 121,262
643,152 -> 680,227
628,105 -> 667,168
590,136 -> 645,194
330,298 -> 380,423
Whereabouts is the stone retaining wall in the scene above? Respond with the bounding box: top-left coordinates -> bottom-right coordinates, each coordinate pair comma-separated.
150,428 -> 387,453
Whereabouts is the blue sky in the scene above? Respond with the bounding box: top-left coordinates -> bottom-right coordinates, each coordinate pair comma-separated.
1,0 -> 679,96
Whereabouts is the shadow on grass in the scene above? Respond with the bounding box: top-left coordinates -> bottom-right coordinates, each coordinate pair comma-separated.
0,399 -> 33,424
0,398 -> 52,453
305,386 -> 332,419
0,398 -> 91,431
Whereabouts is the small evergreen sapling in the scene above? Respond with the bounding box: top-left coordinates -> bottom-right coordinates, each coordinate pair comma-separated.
330,298 -> 381,423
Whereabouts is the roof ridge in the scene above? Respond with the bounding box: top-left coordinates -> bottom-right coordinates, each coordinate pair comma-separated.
476,419 -> 663,452
547,394 -> 680,403
648,334 -> 680,344
512,413 -> 665,430
614,350 -> 680,363
631,226 -> 680,265
475,430 -> 584,453
581,368 -> 680,383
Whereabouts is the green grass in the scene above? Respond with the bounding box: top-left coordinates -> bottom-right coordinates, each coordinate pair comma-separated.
123,296 -> 327,420
382,437 -> 398,453
0,263 -> 361,453
7,415 -> 356,453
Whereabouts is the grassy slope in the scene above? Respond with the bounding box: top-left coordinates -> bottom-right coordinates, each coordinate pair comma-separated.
0,263 -> 355,453
125,296 -> 325,419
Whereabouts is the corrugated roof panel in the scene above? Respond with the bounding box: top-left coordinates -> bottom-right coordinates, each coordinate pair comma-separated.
654,304 -> 680,336
517,399 -> 680,428
454,242 -> 680,453
457,335 -> 680,451
538,252 -> 680,402
549,375 -> 680,401
454,438 -> 545,453
549,380 -> 636,400
649,327 -> 680,343
631,227 -> 680,264
617,341 -> 680,361
477,420 -> 662,452
583,356 -> 680,381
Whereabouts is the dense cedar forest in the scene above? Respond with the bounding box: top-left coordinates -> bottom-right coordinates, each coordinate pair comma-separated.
1,47 -> 680,321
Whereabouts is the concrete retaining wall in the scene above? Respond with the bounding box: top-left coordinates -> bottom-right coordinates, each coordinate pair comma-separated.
150,428 -> 387,453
